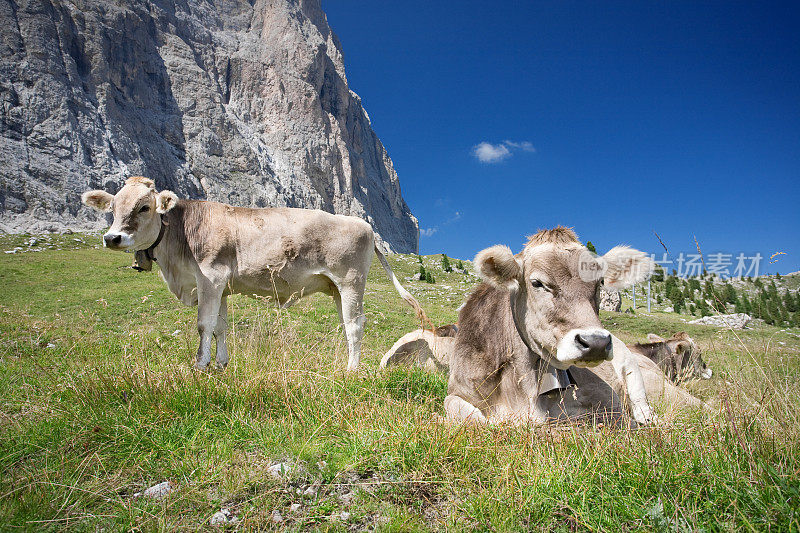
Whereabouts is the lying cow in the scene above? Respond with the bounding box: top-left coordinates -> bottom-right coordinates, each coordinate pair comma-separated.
444,227 -> 659,425
379,324 -> 457,371
82,176 -> 428,371
383,326 -> 707,420
630,332 -> 712,381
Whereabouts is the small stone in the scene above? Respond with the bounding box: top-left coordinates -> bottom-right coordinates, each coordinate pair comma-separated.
210,511 -> 228,526
271,510 -> 283,523
316,460 -> 327,470
340,511 -> 351,521
302,485 -> 317,497
267,462 -> 292,478
46,343 -> 56,348
140,481 -> 172,499
289,503 -> 302,512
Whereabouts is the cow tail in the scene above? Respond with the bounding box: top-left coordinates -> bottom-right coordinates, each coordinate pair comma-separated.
374,244 -> 435,331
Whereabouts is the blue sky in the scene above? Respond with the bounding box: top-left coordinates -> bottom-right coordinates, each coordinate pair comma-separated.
324,1 -> 800,276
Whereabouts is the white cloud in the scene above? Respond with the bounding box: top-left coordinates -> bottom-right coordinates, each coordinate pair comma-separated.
420,227 -> 438,237
473,142 -> 511,163
503,140 -> 536,152
473,140 -> 536,163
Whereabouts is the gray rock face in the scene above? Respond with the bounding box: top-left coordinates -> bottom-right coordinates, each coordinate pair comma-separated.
0,0 -> 418,252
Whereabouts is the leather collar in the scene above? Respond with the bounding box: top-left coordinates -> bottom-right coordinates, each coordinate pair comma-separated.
131,215 -> 166,272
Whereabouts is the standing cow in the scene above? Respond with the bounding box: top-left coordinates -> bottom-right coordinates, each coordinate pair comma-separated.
82,176 -> 427,371
445,227 -> 658,425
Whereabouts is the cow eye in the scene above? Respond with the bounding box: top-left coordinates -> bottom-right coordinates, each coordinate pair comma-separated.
530,279 -> 545,289
139,205 -> 150,213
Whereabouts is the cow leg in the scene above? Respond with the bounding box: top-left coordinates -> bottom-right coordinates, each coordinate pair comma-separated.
609,335 -> 657,424
195,280 -> 224,370
339,288 -> 366,372
214,295 -> 229,369
444,395 -> 488,424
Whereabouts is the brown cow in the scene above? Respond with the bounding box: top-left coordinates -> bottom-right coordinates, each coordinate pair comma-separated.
444,227 -> 658,425
81,176 -> 428,371
630,332 -> 712,381
382,326 -> 708,415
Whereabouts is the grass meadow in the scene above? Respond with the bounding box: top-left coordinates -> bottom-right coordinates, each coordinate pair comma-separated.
1,233 -> 799,531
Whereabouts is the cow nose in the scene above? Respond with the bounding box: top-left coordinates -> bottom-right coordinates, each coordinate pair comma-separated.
575,332 -> 612,360
104,234 -> 122,247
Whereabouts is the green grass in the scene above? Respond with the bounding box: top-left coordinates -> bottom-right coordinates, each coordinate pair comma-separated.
1,235 -> 799,531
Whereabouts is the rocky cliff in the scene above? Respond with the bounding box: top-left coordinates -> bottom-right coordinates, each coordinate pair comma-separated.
0,0 -> 418,252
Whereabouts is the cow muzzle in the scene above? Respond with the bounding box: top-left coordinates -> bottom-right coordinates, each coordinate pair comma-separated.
554,328 -> 613,368
103,231 -> 134,250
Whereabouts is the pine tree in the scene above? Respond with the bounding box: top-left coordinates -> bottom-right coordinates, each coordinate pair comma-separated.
586,241 -> 597,254
784,291 -> 797,313
724,283 -> 737,304
742,294 -> 752,314
425,271 -> 435,284
441,254 -> 453,273
419,264 -> 426,279
417,255 -> 423,264
456,259 -> 464,271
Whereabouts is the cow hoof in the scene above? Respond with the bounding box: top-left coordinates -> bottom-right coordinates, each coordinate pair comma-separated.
215,362 -> 228,371
194,362 -> 210,371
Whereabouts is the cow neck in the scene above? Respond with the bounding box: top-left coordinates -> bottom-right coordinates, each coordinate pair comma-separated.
144,214 -> 167,263
507,288 -> 574,392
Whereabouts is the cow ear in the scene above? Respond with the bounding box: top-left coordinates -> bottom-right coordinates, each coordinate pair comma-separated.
475,245 -> 522,290
647,333 -> 666,343
674,340 -> 691,354
601,246 -> 654,290
156,190 -> 178,213
82,190 -> 114,212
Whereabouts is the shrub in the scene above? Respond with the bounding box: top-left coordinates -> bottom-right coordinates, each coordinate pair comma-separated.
441,254 -> 453,273
425,271 -> 435,284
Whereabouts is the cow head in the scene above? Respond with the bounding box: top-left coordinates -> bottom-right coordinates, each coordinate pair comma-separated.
475,227 -> 653,370
82,177 -> 178,251
647,332 -> 712,380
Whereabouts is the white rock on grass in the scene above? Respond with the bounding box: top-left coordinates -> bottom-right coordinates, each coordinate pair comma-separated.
267,462 -> 293,479
689,313 -> 752,330
271,510 -> 283,523
134,481 -> 172,499
210,511 -> 228,526
290,503 -> 302,512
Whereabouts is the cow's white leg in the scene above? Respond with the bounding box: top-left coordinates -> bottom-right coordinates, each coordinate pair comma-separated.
609,335 -> 656,424
195,280 -> 224,370
214,296 -> 229,369
444,395 -> 488,423
339,288 -> 366,372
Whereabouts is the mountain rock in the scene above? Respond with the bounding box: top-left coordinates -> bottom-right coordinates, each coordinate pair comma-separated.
0,0 -> 418,252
